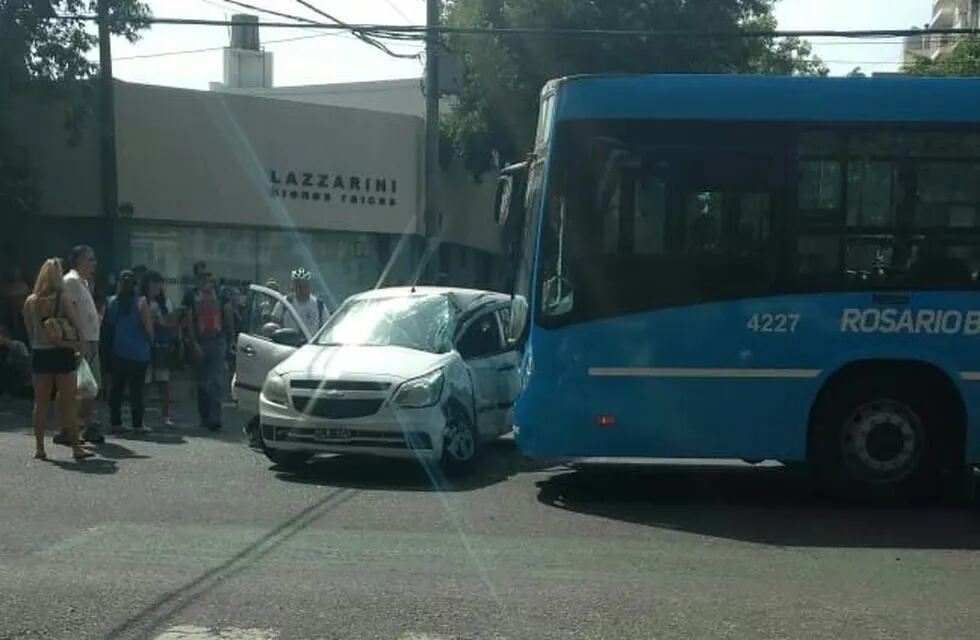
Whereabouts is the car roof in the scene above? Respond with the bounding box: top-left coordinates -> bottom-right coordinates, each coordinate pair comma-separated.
348,286 -> 511,313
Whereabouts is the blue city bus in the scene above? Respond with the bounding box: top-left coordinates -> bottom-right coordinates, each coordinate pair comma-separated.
494,74 -> 980,500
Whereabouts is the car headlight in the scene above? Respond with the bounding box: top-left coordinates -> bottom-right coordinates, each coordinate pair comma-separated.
393,369 -> 444,408
261,372 -> 289,407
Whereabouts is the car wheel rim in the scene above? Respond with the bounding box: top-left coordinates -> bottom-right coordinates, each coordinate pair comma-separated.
841,399 -> 922,482
444,420 -> 476,462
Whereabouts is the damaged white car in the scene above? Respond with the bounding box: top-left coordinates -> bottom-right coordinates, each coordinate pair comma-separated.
234,285 -> 522,473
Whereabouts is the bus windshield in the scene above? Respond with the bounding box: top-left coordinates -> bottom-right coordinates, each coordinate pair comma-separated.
538,120 -> 980,325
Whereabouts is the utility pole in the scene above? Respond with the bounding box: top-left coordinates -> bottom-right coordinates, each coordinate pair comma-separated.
424,0 -> 440,278
97,0 -> 122,279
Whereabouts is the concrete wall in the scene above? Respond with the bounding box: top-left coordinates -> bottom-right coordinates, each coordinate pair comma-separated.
114,81 -> 424,235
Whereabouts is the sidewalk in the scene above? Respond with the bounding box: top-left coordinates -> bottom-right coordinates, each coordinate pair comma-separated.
0,368 -> 245,439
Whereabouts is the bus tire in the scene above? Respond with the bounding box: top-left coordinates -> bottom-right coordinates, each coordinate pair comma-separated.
810,371 -> 951,502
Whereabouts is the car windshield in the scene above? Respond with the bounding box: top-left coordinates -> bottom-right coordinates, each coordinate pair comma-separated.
314,294 -> 457,353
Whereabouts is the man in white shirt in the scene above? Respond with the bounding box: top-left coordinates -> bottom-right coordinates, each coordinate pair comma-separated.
272,268 -> 328,334
59,245 -> 105,444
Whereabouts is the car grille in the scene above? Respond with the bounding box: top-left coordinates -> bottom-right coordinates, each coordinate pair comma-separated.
292,397 -> 384,419
290,379 -> 391,392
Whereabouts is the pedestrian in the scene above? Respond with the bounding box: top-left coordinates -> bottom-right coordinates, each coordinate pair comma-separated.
272,268 -> 328,332
142,271 -> 178,428
59,245 -> 104,444
258,277 -> 279,323
2,266 -> 31,344
103,271 -> 153,433
181,269 -> 232,431
0,322 -> 32,398
21,258 -> 93,460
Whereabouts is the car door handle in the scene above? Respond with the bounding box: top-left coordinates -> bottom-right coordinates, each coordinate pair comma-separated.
240,345 -> 256,356
497,365 -> 516,372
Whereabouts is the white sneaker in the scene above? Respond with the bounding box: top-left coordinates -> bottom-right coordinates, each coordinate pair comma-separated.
162,418 -> 177,430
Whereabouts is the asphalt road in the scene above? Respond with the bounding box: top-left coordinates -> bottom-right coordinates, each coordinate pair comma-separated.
3,397 -> 980,640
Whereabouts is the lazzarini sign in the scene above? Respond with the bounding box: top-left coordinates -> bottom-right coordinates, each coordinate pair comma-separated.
269,169 -> 400,208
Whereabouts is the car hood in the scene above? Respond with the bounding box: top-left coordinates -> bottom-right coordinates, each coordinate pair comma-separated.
275,344 -> 456,382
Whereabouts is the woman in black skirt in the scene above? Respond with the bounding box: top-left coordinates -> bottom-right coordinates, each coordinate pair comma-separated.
22,258 -> 93,461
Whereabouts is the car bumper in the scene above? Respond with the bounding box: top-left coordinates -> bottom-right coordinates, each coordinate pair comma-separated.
259,396 -> 446,461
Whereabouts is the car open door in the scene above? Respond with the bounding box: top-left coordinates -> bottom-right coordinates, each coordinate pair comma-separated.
456,306 -> 513,437
493,305 -> 522,430
234,284 -> 312,415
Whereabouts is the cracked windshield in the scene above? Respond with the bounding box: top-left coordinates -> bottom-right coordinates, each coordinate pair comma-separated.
3,0 -> 980,639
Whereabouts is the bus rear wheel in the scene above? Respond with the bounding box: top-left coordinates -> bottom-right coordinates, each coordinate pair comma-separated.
810,373 -> 947,502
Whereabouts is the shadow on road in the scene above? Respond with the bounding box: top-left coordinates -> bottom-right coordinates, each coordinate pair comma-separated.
275,438 -> 548,492
47,457 -> 119,474
535,464 -> 980,550
111,431 -> 187,446
92,441 -> 152,460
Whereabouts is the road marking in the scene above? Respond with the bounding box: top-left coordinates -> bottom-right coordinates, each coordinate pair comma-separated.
154,626 -> 277,640
588,367 -> 821,379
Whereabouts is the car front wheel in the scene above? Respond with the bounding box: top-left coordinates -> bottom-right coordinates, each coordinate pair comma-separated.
440,408 -> 480,475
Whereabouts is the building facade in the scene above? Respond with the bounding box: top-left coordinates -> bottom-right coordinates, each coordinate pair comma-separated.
6,79 -> 501,307
904,0 -> 980,63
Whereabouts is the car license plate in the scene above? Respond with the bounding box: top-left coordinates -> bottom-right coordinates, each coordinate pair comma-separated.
315,427 -> 351,442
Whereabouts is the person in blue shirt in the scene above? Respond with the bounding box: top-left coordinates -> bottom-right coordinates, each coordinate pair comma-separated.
103,271 -> 153,433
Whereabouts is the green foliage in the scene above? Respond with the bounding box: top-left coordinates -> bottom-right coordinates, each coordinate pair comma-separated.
903,38 -> 980,77
442,0 -> 827,175
0,0 -> 150,218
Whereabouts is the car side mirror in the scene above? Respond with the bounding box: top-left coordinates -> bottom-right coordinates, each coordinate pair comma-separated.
272,327 -> 304,348
506,296 -> 529,348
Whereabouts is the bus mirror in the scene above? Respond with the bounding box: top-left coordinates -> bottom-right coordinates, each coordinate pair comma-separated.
494,175 -> 514,226
507,296 -> 529,347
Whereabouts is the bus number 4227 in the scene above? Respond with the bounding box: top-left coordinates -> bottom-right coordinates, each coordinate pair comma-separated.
747,313 -> 800,333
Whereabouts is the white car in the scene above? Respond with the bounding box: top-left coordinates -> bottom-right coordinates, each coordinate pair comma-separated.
234,285 -> 522,473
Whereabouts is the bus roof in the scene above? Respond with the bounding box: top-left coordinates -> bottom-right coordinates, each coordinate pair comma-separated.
551,74 -> 980,124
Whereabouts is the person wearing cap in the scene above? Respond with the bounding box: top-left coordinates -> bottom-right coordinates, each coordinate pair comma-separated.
103,270 -> 153,433
272,268 -> 328,333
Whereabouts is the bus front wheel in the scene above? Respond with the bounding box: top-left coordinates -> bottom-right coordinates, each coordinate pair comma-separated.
810,372 -> 949,502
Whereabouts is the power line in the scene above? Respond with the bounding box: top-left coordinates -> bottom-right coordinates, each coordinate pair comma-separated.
215,0 -> 315,24
289,0 -> 421,58
50,16 -> 980,40
113,31 -> 351,62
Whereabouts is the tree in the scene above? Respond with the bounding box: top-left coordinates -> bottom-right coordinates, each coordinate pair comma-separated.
903,38 -> 980,77
0,0 -> 151,220
441,0 -> 827,176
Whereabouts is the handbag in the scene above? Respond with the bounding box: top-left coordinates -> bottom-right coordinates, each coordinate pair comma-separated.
41,293 -> 79,344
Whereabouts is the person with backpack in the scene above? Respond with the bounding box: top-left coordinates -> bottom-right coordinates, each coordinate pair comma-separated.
103,271 -> 153,433
181,268 -> 233,431
272,268 -> 327,333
